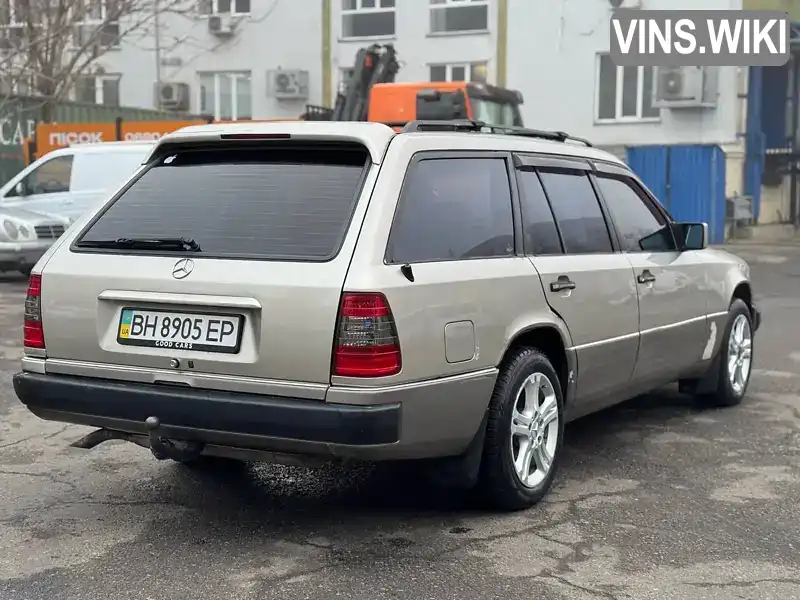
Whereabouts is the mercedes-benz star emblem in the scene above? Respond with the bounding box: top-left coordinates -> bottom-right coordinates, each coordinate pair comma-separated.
172,258 -> 195,279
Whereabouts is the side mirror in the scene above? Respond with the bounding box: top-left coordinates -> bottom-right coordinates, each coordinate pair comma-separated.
673,222 -> 708,250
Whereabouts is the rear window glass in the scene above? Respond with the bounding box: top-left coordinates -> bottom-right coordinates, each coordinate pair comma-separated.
75,145 -> 369,260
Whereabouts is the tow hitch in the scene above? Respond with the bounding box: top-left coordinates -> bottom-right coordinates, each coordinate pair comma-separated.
69,416 -> 205,462
144,416 -> 205,462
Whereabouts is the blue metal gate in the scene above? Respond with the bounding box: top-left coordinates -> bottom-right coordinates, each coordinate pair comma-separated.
626,144 -> 727,245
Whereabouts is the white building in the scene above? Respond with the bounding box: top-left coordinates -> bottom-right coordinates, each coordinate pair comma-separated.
92,0 -> 745,164
507,0 -> 745,153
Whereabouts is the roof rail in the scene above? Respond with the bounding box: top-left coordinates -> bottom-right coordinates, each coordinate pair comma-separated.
401,120 -> 593,147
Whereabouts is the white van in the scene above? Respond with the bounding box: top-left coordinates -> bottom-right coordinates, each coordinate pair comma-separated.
0,141 -> 154,222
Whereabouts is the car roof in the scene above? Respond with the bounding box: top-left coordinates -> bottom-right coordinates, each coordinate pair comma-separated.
153,121 -> 396,164
149,121 -> 625,167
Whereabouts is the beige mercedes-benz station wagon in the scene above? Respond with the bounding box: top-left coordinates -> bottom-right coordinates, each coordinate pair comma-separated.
13,120 -> 760,510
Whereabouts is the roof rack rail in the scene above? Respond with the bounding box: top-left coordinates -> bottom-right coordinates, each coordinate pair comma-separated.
401,120 -> 593,147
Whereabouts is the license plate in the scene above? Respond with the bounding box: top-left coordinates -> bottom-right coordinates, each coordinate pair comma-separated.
117,307 -> 244,354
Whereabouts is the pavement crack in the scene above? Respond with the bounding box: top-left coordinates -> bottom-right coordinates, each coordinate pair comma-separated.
0,434 -> 40,450
542,573 -> 622,599
684,578 -> 800,589
43,425 -> 72,440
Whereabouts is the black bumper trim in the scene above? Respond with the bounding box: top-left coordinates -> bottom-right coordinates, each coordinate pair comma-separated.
13,372 -> 400,446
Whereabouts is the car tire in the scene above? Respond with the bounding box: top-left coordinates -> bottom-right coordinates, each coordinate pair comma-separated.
479,347 -> 565,511
698,298 -> 754,408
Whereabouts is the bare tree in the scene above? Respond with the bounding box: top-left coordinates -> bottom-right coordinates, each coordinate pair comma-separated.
0,0 -> 194,121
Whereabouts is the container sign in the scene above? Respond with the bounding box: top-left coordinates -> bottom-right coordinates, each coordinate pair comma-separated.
33,119 -> 205,156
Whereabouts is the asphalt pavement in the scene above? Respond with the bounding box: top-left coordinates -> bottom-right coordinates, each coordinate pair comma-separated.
0,244 -> 798,600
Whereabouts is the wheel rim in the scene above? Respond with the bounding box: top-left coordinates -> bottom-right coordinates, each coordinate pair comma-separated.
509,372 -> 559,488
727,314 -> 753,396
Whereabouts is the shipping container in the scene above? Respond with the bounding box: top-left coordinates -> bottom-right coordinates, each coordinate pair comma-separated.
0,94 -> 199,185
627,144 -> 727,245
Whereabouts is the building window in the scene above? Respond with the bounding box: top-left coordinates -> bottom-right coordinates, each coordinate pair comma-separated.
596,54 -> 659,122
430,62 -> 487,83
1,0 -> 41,51
72,0 -> 120,47
198,71 -> 252,121
75,75 -> 120,106
198,0 -> 251,15
0,0 -> 28,25
341,0 -> 395,39
430,0 -> 489,34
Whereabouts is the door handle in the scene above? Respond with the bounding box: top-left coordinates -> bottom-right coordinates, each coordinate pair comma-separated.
637,269 -> 656,284
549,275 -> 576,293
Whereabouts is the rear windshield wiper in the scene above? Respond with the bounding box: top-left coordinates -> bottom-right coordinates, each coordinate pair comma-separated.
79,237 -> 201,252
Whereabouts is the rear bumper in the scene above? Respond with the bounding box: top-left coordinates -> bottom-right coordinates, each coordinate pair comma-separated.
14,371 -> 399,447
13,368 -> 497,460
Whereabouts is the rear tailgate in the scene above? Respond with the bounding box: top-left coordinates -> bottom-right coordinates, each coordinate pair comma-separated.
38,135 -> 384,389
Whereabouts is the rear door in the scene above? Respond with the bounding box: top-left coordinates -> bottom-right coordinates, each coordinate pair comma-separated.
39,138 -> 380,393
343,149 -> 544,384
592,165 -> 708,381
516,155 -> 640,409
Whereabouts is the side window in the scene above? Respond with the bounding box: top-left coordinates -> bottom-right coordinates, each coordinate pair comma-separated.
537,169 -> 613,254
20,155 -> 74,196
388,157 -> 515,263
595,175 -> 673,252
516,169 -> 562,255
70,151 -> 147,192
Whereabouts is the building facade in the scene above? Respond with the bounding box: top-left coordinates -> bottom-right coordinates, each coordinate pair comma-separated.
94,0 -> 744,144
92,0 -> 325,121
507,0 -> 744,148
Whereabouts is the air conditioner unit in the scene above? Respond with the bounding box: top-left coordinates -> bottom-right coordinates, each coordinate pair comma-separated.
208,15 -> 236,37
268,69 -> 310,100
155,82 -> 191,111
652,66 -> 719,109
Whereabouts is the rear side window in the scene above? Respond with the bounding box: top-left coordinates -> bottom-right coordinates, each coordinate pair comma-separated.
387,157 -> 514,263
70,150 -> 149,192
517,169 -> 562,255
76,145 -> 369,260
538,170 -> 612,254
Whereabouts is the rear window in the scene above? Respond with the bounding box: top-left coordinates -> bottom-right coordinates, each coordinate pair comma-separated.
75,144 -> 369,261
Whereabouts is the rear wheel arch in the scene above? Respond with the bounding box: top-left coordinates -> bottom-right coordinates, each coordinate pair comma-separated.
501,325 -> 570,402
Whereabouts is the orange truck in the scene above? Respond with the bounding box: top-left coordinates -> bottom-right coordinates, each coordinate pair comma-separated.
301,44 -> 525,128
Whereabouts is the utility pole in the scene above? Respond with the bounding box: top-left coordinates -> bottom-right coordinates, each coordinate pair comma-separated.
154,0 -> 162,107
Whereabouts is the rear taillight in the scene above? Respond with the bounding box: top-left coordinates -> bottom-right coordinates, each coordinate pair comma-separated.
333,292 -> 401,377
23,273 -> 45,349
